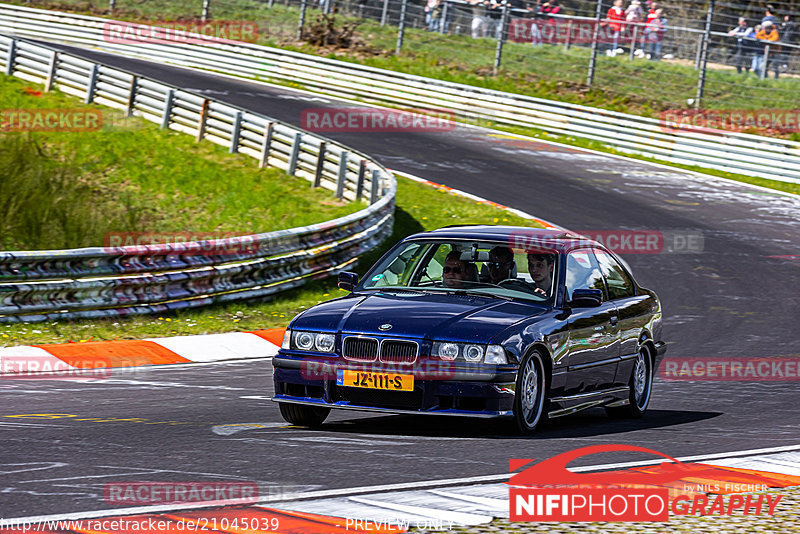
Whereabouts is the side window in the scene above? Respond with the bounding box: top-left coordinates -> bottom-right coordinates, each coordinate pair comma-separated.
594,249 -> 636,300
565,250 -> 606,300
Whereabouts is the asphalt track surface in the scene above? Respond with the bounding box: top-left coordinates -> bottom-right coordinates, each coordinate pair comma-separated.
2,43 -> 799,519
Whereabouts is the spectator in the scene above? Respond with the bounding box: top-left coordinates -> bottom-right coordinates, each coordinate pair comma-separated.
626,0 -> 644,24
469,0 -> 488,38
643,8 -> 666,60
754,20 -> 780,78
779,14 -> 797,71
540,0 -> 560,19
606,0 -> 626,55
486,0 -> 506,39
762,5 -> 778,26
424,0 -> 441,31
728,17 -> 752,73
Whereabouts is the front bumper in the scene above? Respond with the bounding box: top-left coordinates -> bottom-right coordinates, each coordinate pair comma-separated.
272,356 -> 516,417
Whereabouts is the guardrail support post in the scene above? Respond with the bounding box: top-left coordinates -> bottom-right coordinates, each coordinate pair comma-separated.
85,65 -> 99,104
370,169 -> 380,204
694,0 -> 714,108
230,111 -> 243,153
196,99 -> 209,141
298,0 -> 308,40
45,52 -> 58,92
260,122 -> 274,168
288,133 -> 303,175
586,0 -> 603,87
161,89 -> 175,130
395,0 -> 408,54
336,151 -> 349,199
493,3 -> 509,75
628,25 -> 638,60
380,0 -> 389,26
202,0 -> 211,22
5,39 -> 17,76
314,141 -> 326,187
355,160 -> 366,200
126,76 -> 138,117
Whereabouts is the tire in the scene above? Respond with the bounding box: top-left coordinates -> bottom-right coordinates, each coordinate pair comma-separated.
512,350 -> 547,434
278,402 -> 330,427
606,345 -> 653,419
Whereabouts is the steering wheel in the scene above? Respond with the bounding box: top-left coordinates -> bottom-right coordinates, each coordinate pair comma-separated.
498,279 -> 547,296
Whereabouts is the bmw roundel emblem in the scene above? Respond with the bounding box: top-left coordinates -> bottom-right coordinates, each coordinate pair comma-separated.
379,323 -> 392,331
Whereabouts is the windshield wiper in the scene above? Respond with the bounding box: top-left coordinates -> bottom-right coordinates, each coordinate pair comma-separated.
451,289 -> 514,301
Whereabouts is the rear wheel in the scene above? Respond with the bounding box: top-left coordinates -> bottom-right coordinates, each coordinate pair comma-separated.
278,402 -> 330,427
606,345 -> 653,419
512,350 -> 547,434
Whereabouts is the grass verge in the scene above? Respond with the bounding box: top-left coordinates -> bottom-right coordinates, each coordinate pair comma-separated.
0,176 -> 545,345
0,73 -> 361,250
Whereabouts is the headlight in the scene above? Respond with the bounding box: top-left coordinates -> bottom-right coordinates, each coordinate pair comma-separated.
281,329 -> 292,350
464,345 -> 484,362
434,342 -> 459,360
294,331 -> 315,351
484,345 -> 508,364
315,333 -> 335,352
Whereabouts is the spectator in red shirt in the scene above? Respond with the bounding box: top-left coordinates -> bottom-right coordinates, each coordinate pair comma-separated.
606,0 -> 625,54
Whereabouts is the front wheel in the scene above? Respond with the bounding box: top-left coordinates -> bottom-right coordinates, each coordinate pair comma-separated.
512,351 -> 547,434
606,345 -> 653,419
278,402 -> 330,427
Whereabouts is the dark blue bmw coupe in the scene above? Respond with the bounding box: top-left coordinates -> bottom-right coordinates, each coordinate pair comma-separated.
272,226 -> 666,433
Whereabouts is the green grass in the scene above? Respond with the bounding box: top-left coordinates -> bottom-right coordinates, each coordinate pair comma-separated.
0,73 -> 361,250
0,176 -> 545,345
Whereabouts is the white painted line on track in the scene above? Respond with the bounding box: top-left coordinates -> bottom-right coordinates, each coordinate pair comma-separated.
4,443 -> 800,525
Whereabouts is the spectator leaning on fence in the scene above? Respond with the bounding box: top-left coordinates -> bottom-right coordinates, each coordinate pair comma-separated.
606,0 -> 626,54
728,17 -> 753,73
754,20 -> 780,78
469,0 -> 488,38
643,8 -> 666,60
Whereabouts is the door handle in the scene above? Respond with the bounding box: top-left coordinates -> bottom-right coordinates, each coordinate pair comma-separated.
609,316 -> 619,326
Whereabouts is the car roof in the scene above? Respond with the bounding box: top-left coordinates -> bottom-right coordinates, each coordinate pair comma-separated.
403,225 -> 601,254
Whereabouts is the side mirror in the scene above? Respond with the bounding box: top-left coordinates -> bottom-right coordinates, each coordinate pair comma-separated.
338,271 -> 359,291
570,288 -> 602,308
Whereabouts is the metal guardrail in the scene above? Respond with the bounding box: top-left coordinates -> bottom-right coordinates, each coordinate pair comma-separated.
1,3 -> 798,185
0,34 -> 396,323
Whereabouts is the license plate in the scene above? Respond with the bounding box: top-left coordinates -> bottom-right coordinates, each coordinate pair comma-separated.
336,369 -> 414,391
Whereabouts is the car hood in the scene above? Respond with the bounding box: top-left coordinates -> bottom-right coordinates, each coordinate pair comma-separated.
290,291 -> 546,343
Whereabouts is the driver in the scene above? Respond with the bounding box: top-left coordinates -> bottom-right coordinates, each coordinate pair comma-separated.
527,253 -> 555,297
485,246 -> 516,284
442,250 -> 477,289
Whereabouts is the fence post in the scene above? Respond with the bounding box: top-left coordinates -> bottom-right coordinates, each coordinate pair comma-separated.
298,0 -> 308,39
45,51 -> 58,92
439,1 -> 449,34
370,169 -> 381,204
314,141 -> 326,187
161,89 -> 175,130
761,44 -> 770,80
324,0 -> 333,15
493,3 -> 510,75
628,25 -> 638,60
381,0 -> 389,26
230,111 -> 243,154
586,0 -> 603,87
202,0 -> 211,22
694,0 -> 714,109
85,64 -> 99,104
396,0 -> 408,54
126,76 -> 138,117
259,122 -> 274,168
109,0 -> 115,14
196,99 -> 209,142
693,34 -> 703,69
268,0 -> 275,8
564,20 -> 573,51
336,151 -> 349,199
5,39 -> 16,76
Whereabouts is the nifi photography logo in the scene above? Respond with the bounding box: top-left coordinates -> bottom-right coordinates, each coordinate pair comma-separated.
508,444 -> 782,522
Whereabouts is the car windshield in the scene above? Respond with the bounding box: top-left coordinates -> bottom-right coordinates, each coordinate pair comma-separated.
358,240 -> 557,303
